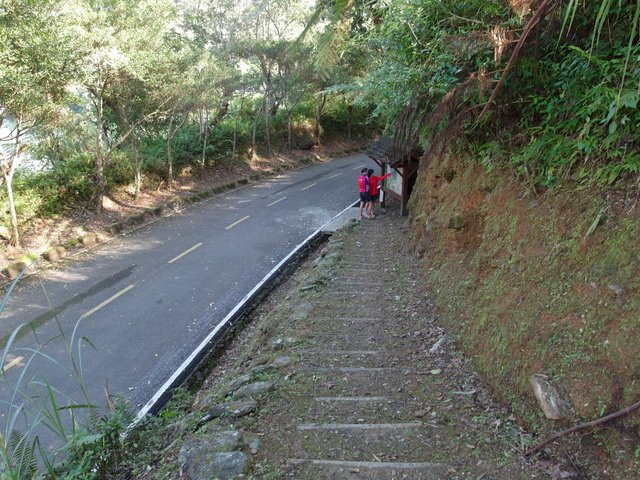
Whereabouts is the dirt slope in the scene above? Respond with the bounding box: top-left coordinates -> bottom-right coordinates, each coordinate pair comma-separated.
407,154 -> 640,478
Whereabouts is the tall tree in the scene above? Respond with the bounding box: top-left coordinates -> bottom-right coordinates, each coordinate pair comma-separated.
78,0 -> 175,208
0,0 -> 78,246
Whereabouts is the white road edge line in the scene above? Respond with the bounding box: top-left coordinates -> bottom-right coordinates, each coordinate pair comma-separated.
168,242 -> 203,264
300,182 -> 317,191
130,200 -> 358,428
80,284 -> 136,319
2,356 -> 24,373
225,215 -> 250,230
267,196 -> 287,207
328,172 -> 343,179
353,164 -> 366,170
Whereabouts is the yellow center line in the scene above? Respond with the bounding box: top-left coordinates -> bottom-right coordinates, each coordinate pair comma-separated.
168,242 -> 203,264
301,182 -> 317,191
225,215 -> 250,230
2,356 -> 24,373
328,172 -> 343,179
267,196 -> 287,207
80,284 -> 136,319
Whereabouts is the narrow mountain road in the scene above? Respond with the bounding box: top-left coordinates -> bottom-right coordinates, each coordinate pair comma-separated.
0,153 -> 376,447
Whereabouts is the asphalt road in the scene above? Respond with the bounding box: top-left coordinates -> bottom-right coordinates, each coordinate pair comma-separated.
0,153 -> 376,446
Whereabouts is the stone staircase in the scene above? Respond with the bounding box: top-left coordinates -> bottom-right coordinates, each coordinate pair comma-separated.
230,210 -> 545,479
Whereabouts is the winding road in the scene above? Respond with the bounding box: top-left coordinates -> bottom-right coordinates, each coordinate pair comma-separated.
0,152 -> 376,447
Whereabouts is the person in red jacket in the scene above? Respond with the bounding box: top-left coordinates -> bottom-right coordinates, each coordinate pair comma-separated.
366,168 -> 391,218
357,167 -> 371,220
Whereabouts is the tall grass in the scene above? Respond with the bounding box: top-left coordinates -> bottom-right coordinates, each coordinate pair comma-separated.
0,269 -> 129,479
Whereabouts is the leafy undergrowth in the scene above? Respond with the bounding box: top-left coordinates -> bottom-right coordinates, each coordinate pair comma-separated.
408,152 -> 640,478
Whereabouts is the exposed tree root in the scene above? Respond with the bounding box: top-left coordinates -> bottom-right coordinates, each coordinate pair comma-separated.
525,399 -> 640,457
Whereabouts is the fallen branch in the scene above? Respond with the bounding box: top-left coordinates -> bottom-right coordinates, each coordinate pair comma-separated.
525,399 -> 640,457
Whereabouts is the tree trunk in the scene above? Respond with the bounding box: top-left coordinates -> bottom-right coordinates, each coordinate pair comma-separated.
133,138 -> 141,198
232,96 -> 245,160
287,110 -> 293,150
251,101 -> 264,158
167,116 -> 175,190
347,103 -> 353,139
315,93 -> 327,144
201,110 -> 209,167
3,170 -> 19,248
264,94 -> 272,156
95,94 -> 106,213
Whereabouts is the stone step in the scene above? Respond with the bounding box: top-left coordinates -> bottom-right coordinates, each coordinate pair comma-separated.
300,333 -> 428,352
298,396 -> 430,424
293,366 -> 430,397
298,349 -> 391,368
328,281 -> 383,287
288,422 -> 443,463
287,458 -> 451,480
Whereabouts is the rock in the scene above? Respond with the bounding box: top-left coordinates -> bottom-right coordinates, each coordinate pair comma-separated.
429,335 -> 447,353
447,215 -> 466,230
206,400 -> 257,420
0,225 -> 11,240
228,374 -> 252,391
415,244 -> 426,259
242,432 -> 261,454
80,232 -> 98,247
297,137 -> 317,150
271,356 -> 292,368
106,222 -> 122,235
232,381 -> 274,400
179,439 -> 248,480
271,337 -> 296,350
206,427 -> 243,452
530,374 -> 572,420
2,254 -> 38,279
607,284 -> 624,296
413,409 -> 428,418
430,369 -> 442,375
42,245 -> 67,262
289,302 -> 313,321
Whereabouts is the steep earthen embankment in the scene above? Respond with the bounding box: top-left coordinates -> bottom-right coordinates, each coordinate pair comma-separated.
408,154 -> 640,476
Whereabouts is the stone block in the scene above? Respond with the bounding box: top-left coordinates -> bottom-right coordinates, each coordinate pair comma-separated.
42,245 -> 67,262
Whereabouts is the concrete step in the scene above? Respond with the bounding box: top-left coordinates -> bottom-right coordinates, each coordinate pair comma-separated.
298,348 -> 390,368
287,422 -> 443,463
297,395 -> 430,424
292,366 -> 430,397
287,458 -> 451,480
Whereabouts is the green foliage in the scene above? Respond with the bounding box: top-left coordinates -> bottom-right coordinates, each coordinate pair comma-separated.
56,405 -> 131,480
511,41 -> 640,186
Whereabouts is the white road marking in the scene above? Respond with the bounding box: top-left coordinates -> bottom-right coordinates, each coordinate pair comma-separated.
80,285 -> 135,319
267,196 -> 287,207
328,172 -> 343,179
353,164 -> 366,170
2,356 -> 24,373
168,243 -> 203,264
300,182 -> 317,191
225,215 -> 250,230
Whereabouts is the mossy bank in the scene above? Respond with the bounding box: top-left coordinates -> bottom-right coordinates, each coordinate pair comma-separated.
408,153 -> 640,476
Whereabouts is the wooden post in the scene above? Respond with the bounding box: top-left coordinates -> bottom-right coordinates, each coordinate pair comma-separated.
401,164 -> 409,216
380,164 -> 386,209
